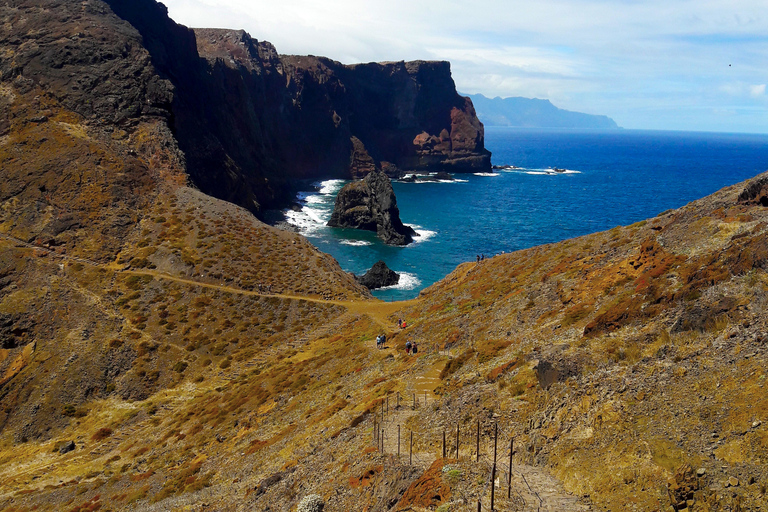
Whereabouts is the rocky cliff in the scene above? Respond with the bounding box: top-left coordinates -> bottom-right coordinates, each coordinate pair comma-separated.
328,171 -> 417,245
100,1 -> 490,216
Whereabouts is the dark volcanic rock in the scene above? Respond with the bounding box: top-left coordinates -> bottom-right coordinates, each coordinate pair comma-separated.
59,440 -> 76,454
328,171 -> 417,245
357,261 -> 400,289
100,2 -> 491,216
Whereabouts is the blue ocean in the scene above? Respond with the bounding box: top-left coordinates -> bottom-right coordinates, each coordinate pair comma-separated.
286,128 -> 768,301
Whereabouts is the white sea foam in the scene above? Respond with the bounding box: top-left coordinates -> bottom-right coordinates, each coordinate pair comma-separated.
377,271 -> 421,291
407,226 -> 436,244
318,179 -> 346,194
473,172 -> 500,177
339,240 -> 373,247
524,168 -> 582,175
284,207 -> 328,236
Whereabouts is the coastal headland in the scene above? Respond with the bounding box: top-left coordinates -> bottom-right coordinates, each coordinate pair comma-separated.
0,1 -> 767,511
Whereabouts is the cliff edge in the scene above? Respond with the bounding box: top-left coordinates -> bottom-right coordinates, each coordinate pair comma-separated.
99,2 -> 490,217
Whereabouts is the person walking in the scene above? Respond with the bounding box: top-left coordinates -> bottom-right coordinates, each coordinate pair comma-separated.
405,340 -> 412,355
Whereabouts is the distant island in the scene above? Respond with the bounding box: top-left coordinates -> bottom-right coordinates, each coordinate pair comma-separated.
464,93 -> 620,129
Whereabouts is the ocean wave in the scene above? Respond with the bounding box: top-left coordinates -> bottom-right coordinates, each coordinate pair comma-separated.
525,168 -> 582,175
303,194 -> 327,205
407,226 -> 436,244
284,207 -> 327,236
318,179 -> 347,194
473,172 -> 500,177
377,271 -> 421,291
339,240 -> 373,246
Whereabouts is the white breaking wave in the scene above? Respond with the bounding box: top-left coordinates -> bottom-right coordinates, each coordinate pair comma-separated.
408,226 -> 436,244
339,240 -> 373,246
473,172 -> 500,177
525,168 -> 582,175
318,179 -> 347,194
377,271 -> 421,291
284,207 -> 327,236
304,194 -> 326,205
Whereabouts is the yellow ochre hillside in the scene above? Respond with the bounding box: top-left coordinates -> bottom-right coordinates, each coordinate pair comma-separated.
1,1 -> 767,511
3,149 -> 768,511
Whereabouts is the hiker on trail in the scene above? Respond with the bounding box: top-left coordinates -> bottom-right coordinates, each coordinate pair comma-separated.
401,320 -> 407,329
376,335 -> 382,349
380,333 -> 386,348
398,318 -> 402,328
405,340 -> 412,355
476,255 -> 480,263
412,342 -> 418,354
481,254 -> 485,261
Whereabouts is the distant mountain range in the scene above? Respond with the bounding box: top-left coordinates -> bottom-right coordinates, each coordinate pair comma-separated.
464,93 -> 620,129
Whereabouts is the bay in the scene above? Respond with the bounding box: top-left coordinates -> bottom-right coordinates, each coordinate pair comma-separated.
286,127 -> 768,301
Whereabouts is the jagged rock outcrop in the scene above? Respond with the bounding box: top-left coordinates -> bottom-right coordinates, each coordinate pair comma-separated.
101,1 -> 490,216
328,172 -> 416,245
356,261 -> 400,289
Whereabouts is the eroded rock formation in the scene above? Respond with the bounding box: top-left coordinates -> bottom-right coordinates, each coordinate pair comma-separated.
99,1 -> 491,217
356,261 -> 400,289
328,171 -> 417,245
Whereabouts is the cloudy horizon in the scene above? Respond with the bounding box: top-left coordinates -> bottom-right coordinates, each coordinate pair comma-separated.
161,0 -> 767,134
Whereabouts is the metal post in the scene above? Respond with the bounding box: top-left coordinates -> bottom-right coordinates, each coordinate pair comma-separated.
477,499 -> 481,512
508,438 -> 514,498
424,390 -> 427,405
381,429 -> 384,454
412,393 -> 415,409
387,395 -> 389,415
398,425 -> 401,458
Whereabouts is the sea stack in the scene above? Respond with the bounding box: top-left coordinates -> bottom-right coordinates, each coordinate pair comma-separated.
327,171 -> 417,245
356,261 -> 400,289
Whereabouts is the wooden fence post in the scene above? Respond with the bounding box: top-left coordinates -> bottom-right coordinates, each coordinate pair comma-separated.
381,428 -> 384,454
410,430 -> 413,465
442,430 -> 446,458
508,438 -> 514,498
456,423 -> 460,459
491,463 -> 496,511
476,419 -> 480,462
493,423 -> 498,465
412,393 -> 416,409
398,425 -> 401,458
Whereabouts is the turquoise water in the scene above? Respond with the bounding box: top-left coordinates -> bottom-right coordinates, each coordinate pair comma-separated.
286,128 -> 768,301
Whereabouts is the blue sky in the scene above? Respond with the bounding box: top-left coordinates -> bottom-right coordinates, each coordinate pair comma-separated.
161,0 -> 767,134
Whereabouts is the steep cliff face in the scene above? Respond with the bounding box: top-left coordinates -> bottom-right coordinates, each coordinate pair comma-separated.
103,0 -> 490,215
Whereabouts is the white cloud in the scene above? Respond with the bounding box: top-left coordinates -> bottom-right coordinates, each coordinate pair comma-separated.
159,0 -> 768,132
